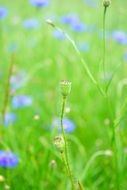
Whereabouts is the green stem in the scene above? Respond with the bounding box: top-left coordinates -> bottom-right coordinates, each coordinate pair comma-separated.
103,6 -> 107,82
60,96 -> 75,190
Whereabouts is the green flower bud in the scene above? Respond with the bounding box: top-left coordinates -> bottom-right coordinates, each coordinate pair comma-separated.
60,80 -> 71,97
54,135 -> 65,153
103,0 -> 111,7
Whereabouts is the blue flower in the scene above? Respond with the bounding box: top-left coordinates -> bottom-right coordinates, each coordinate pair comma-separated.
0,7 -> 8,20
71,22 -> 86,32
61,14 -> 79,25
22,19 -> 39,29
12,95 -> 33,108
112,31 -> 127,45
7,43 -> 18,53
4,113 -> 16,127
52,30 -> 65,40
123,52 -> 127,61
84,0 -> 98,7
30,0 -> 49,7
52,118 -> 76,133
78,42 -> 90,52
10,71 -> 27,90
0,150 -> 19,168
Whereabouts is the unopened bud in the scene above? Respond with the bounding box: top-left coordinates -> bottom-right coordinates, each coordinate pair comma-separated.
103,0 -> 111,8
60,80 -> 71,97
54,135 -> 65,153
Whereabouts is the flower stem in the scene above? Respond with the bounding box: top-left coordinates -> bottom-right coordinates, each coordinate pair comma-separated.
60,96 -> 75,190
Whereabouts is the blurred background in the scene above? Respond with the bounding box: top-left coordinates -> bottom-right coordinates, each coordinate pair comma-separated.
0,0 -> 127,189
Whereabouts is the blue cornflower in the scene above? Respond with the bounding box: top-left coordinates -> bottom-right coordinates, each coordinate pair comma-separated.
71,22 -> 86,32
0,150 -> 19,168
0,7 -> 8,20
112,31 -> 127,45
61,14 -> 79,25
4,113 -> 16,127
52,30 -> 65,40
52,117 -> 76,133
78,42 -> 90,52
22,19 -> 39,29
30,0 -> 49,7
10,71 -> 27,90
12,95 -> 33,108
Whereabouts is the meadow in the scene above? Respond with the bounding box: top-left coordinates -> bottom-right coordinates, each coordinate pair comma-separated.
0,0 -> 127,189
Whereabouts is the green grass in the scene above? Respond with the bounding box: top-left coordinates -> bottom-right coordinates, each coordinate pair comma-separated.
0,0 -> 127,189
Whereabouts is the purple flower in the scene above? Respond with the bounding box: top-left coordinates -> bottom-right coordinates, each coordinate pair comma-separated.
52,118 -> 76,133
0,150 -> 19,168
12,95 -> 33,108
61,14 -> 79,25
30,0 -> 49,7
52,30 -> 65,40
0,7 -> 8,20
22,19 -> 39,29
4,113 -> 16,127
112,31 -> 127,45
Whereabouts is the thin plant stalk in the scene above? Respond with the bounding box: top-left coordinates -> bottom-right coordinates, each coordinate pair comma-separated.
60,96 -> 75,190
102,6 -> 107,81
102,2 -> 120,189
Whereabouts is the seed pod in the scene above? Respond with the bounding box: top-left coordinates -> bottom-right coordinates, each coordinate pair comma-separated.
103,0 -> 111,8
60,80 -> 71,97
54,135 -> 65,153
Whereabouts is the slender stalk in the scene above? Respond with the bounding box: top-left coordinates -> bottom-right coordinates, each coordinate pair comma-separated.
102,6 -> 107,81
60,96 -> 75,190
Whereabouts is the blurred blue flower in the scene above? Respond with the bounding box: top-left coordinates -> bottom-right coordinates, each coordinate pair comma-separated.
112,31 -> 127,45
30,0 -> 49,7
123,52 -> 127,61
0,150 -> 19,168
53,30 -> 65,40
71,22 -> 86,32
61,14 -> 79,25
12,95 -> 33,108
52,117 -> 76,133
10,71 -> 27,90
4,113 -> 16,127
78,42 -> 90,52
84,0 -> 98,7
0,7 -> 8,20
7,43 -> 18,53
22,19 -> 39,29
